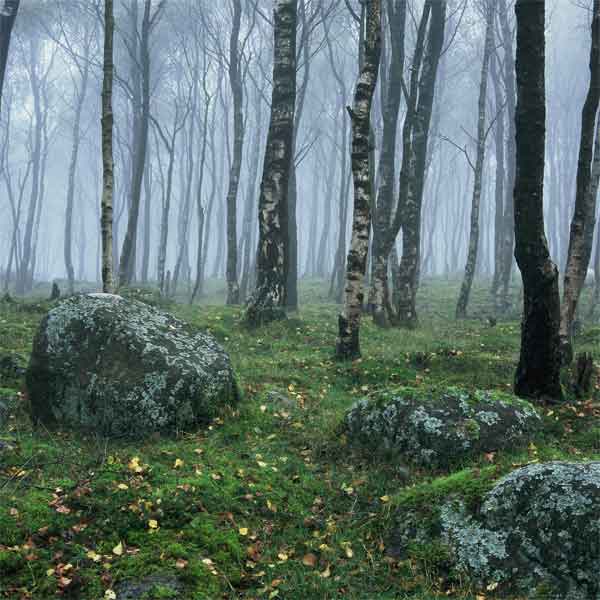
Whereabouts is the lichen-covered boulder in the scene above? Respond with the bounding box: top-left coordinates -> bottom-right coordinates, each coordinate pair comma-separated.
26,294 -> 238,436
442,462 -> 600,599
343,387 -> 540,468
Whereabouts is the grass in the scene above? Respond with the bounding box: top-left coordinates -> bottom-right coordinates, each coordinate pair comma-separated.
1,278 -> 599,599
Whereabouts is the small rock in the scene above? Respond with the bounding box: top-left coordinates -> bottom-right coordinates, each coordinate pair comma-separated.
114,575 -> 183,599
265,390 -> 297,411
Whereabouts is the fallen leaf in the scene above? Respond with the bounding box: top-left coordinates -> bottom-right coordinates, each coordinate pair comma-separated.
112,542 -> 123,556
302,553 -> 317,567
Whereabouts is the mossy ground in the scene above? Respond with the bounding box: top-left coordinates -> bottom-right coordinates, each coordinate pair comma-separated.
1,278 -> 600,599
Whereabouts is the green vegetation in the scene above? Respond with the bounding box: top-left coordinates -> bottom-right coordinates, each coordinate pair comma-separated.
1,279 -> 599,599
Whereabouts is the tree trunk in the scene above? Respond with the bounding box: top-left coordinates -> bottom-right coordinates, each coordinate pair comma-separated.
456,1 -> 494,319
336,0 -> 382,360
240,87 -> 263,302
513,0 -> 562,402
559,0 -> 600,363
0,0 -> 19,115
244,0 -> 297,328
225,0 -> 243,305
190,71 -> 212,305
369,0 -> 407,327
18,40 -> 44,295
64,57 -> 90,295
101,0 -> 115,293
141,154 -> 151,284
118,0 -> 152,288
498,0 -> 517,311
394,0 -> 446,327
490,44 -> 506,306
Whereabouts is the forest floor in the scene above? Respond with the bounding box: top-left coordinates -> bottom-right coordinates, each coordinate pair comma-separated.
1,279 -> 600,599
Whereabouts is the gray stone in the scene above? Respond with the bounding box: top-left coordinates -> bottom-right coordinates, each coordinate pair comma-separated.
343,387 -> 540,468
442,462 -> 600,599
26,294 -> 238,437
265,390 -> 297,411
114,575 -> 183,599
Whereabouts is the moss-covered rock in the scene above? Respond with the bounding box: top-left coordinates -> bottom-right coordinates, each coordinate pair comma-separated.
442,461 -> 600,599
26,294 -> 238,437
343,387 -> 540,468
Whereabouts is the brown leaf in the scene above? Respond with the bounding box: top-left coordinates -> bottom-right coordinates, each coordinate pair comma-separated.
302,553 -> 317,568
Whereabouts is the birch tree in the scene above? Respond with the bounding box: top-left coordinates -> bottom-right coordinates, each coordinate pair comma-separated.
225,0 -> 243,305
336,0 -> 382,360
455,0 -> 494,318
559,0 -> 600,363
245,0 -> 297,328
101,0 -> 115,293
513,0 -> 562,402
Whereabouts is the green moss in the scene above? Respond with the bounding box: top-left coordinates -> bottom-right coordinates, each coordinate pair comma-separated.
1,279 -> 599,599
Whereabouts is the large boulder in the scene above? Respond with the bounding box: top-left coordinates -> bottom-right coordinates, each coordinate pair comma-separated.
343,387 -> 540,468
26,294 -> 238,436
442,462 -> 600,599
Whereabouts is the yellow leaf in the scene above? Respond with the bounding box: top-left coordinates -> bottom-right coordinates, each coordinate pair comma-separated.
46,568 -> 55,577
320,564 -> 331,578
112,542 -> 124,556
104,591 -> 117,600
175,558 -> 188,569
148,519 -> 159,530
86,550 -> 102,563
380,495 -> 390,503
128,457 -> 144,473
277,552 -> 288,562
341,542 -> 354,558
174,458 -> 184,469
117,483 -> 129,491
239,527 -> 249,536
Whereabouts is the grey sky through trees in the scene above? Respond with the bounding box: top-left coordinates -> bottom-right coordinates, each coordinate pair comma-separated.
0,0 -> 594,300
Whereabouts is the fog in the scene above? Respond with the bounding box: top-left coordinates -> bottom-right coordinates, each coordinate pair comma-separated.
0,0 -> 593,301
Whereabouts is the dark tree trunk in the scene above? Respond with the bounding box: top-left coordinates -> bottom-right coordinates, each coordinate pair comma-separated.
369,0 -> 407,328
513,0 -> 562,402
394,0 -> 446,327
0,0 -> 19,115
244,0 -> 297,328
336,0 -> 382,360
119,0 -> 153,287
